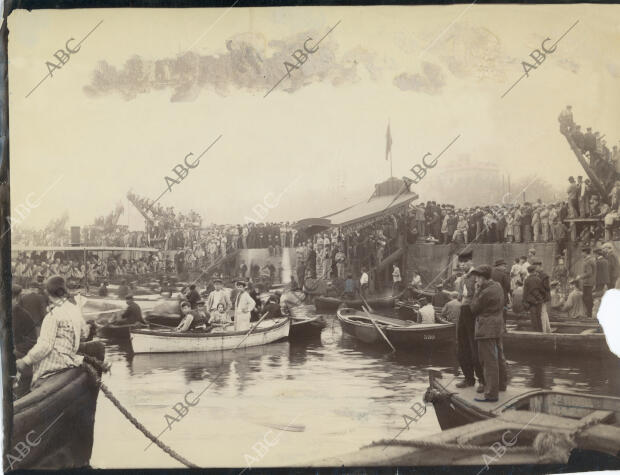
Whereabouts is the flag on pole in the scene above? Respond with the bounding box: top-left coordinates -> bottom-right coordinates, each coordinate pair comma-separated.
385,121 -> 392,161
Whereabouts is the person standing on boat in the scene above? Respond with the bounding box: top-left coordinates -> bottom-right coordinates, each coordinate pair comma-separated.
577,247 -> 597,318
234,280 -> 256,331
15,276 -> 90,389
523,265 -> 545,331
392,264 -> 402,296
206,278 -> 232,315
455,266 -> 485,391
602,242 -> 620,288
360,268 -> 369,299
470,265 -> 507,403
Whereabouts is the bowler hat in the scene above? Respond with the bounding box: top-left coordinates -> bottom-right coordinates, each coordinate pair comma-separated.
494,259 -> 506,266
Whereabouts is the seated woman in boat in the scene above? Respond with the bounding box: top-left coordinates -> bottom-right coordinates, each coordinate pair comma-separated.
15,276 -> 91,391
209,303 -> 232,332
562,279 -> 587,319
418,298 -> 436,324
175,301 -> 195,332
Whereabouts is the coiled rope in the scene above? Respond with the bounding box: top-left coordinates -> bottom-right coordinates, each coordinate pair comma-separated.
81,355 -> 198,468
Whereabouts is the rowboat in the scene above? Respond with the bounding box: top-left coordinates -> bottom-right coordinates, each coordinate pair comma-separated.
316,401 -> 620,467
96,321 -> 143,339
10,347 -> 104,470
287,305 -> 326,339
81,298 -> 125,324
130,317 -> 290,353
314,294 -> 400,313
423,370 -> 620,458
506,309 -> 596,325
503,321 -> 616,357
336,308 -> 454,350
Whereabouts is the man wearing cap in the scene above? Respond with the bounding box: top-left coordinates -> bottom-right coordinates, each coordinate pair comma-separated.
15,276 -> 90,389
470,265 -> 507,402
206,278 -> 232,315
577,247 -> 597,318
234,280 -> 256,331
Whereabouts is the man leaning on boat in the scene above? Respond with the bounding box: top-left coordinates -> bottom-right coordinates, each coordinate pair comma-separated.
468,265 -> 508,403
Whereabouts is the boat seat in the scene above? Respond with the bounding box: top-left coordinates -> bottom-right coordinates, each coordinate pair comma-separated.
579,328 -> 598,335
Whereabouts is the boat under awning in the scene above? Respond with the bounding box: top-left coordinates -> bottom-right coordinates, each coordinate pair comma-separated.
293,218 -> 333,234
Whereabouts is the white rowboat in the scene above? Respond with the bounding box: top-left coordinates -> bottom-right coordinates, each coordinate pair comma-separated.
130,317 -> 290,353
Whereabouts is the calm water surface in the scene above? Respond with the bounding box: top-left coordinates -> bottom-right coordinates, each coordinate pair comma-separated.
90,311 -> 620,469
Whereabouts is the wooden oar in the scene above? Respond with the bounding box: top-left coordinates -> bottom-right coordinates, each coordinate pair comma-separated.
360,294 -> 374,313
362,305 -> 396,352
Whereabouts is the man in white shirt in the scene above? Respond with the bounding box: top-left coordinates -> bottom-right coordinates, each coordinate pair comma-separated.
392,264 -> 402,295
418,298 -> 435,324
360,268 -> 369,299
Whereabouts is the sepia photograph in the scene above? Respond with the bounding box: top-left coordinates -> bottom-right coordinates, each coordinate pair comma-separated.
3,2 -> 620,472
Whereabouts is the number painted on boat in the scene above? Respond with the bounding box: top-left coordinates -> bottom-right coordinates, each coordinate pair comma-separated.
424,334 -> 435,340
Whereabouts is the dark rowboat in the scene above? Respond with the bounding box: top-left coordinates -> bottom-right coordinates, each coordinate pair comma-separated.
96,321 -> 143,339
423,370 -> 620,458
314,293 -> 401,313
336,308 -> 454,350
9,347 -> 104,470
506,309 -> 596,325
287,305 -> 326,339
143,311 -> 182,327
503,321 -> 616,357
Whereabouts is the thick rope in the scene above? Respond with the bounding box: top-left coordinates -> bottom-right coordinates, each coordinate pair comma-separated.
81,357 -> 198,468
368,437 -> 534,453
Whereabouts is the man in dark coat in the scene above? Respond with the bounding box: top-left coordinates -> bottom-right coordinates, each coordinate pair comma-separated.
119,295 -> 145,324
455,266 -> 485,390
523,265 -> 545,331
578,247 -> 597,318
470,265 -> 507,402
187,284 -> 201,309
307,243 -> 317,279
603,242 -> 619,288
490,259 -> 510,325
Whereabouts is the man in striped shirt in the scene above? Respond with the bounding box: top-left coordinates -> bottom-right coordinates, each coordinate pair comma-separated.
16,276 -> 89,389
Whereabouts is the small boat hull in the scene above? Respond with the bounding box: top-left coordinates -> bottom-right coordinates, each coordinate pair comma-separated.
10,367 -> 100,470
130,318 -> 290,353
290,316 -> 326,339
336,308 -> 455,350
96,322 -> 141,339
503,324 -> 615,357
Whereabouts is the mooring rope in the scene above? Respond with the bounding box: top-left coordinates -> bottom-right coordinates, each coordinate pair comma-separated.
81,355 -> 199,468
368,437 -> 534,453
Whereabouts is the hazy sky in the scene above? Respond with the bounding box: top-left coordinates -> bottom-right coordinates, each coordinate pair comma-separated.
8,4 -> 620,228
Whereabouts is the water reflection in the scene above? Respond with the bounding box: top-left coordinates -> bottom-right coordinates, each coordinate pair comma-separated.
91,312 -> 620,469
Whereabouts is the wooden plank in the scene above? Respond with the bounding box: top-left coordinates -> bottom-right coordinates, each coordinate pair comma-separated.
578,410 -> 615,426
497,410 -> 576,430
